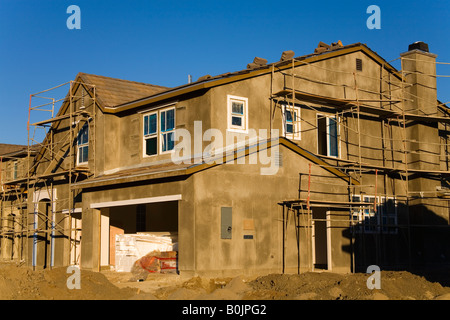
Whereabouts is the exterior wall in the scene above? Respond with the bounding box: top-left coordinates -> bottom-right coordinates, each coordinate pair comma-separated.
98,90 -> 212,175
190,145 -> 352,276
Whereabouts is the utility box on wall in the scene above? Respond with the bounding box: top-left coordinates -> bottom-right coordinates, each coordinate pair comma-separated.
221,207 -> 232,239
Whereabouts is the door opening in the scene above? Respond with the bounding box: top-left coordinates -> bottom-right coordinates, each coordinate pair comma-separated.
312,208 -> 328,270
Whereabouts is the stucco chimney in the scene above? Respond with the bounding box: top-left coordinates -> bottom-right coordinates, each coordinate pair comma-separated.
400,41 -> 437,114
400,42 -> 439,174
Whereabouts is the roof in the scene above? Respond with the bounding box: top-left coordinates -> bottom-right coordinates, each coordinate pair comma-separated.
0,144 -> 27,157
72,137 -> 359,190
103,42 -> 403,114
77,73 -> 170,108
27,73 -> 170,167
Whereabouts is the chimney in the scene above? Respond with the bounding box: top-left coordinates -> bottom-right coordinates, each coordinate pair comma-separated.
400,41 -> 437,114
408,41 -> 429,53
400,42 -> 439,173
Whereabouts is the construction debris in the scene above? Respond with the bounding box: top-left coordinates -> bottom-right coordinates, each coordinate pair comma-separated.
247,56 -> 268,69
280,50 -> 295,61
130,250 -> 178,281
115,233 -> 178,273
314,40 -> 344,53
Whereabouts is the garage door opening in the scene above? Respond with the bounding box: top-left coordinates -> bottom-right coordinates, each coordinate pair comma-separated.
99,199 -> 179,273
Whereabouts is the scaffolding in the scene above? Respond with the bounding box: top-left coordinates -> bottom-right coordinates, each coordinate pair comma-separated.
271,46 -> 450,273
0,79 -> 96,268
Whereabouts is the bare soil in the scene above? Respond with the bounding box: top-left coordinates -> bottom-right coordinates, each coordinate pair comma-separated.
1,261 -> 450,300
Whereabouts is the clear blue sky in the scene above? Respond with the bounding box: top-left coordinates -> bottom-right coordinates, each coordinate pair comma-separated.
1,0 -> 449,145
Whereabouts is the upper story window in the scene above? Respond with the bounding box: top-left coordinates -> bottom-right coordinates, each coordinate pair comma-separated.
143,107 -> 175,157
227,95 -> 248,133
317,114 -> 338,157
160,108 -> 175,153
13,161 -> 18,180
77,122 -> 89,165
282,104 -> 301,140
144,112 -> 158,156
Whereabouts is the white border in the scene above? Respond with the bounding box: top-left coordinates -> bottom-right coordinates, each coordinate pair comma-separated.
227,95 -> 248,134
281,104 -> 301,140
316,113 -> 340,158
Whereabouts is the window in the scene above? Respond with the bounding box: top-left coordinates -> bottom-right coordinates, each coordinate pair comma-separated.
317,115 -> 338,157
144,112 -> 158,156
143,107 -> 175,157
160,108 -> 175,153
13,161 -> 18,180
350,195 -> 398,234
379,197 -> 398,234
351,195 -> 362,232
282,104 -> 300,140
227,95 -> 248,132
77,122 -> 89,165
363,196 -> 378,233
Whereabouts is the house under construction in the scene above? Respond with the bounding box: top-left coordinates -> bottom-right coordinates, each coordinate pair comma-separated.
0,41 -> 449,276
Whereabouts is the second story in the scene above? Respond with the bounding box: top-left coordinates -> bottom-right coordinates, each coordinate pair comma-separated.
0,144 -> 33,193
28,41 -> 450,182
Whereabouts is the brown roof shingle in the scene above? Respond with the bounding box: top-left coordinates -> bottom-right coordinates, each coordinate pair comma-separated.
78,73 -> 170,108
0,144 -> 27,156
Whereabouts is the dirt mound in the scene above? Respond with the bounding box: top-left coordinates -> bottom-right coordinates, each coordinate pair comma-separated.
0,262 -> 136,300
246,271 -> 450,300
1,261 -> 449,300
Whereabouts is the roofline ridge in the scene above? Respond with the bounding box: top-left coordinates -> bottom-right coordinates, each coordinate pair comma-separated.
78,72 -> 170,89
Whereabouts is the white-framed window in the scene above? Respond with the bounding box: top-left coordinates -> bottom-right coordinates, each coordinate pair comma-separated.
143,107 -> 175,157
317,114 -> 339,157
351,195 -> 398,234
379,197 -> 398,234
227,95 -> 248,133
363,195 -> 378,233
13,161 -> 18,180
77,122 -> 89,165
282,104 -> 301,140
160,107 -> 175,153
351,195 -> 363,232
143,111 -> 158,156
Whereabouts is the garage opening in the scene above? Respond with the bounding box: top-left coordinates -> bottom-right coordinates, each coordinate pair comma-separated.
98,197 -> 179,273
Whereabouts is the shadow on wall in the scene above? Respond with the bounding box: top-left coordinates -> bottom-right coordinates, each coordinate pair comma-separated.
342,201 -> 450,287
